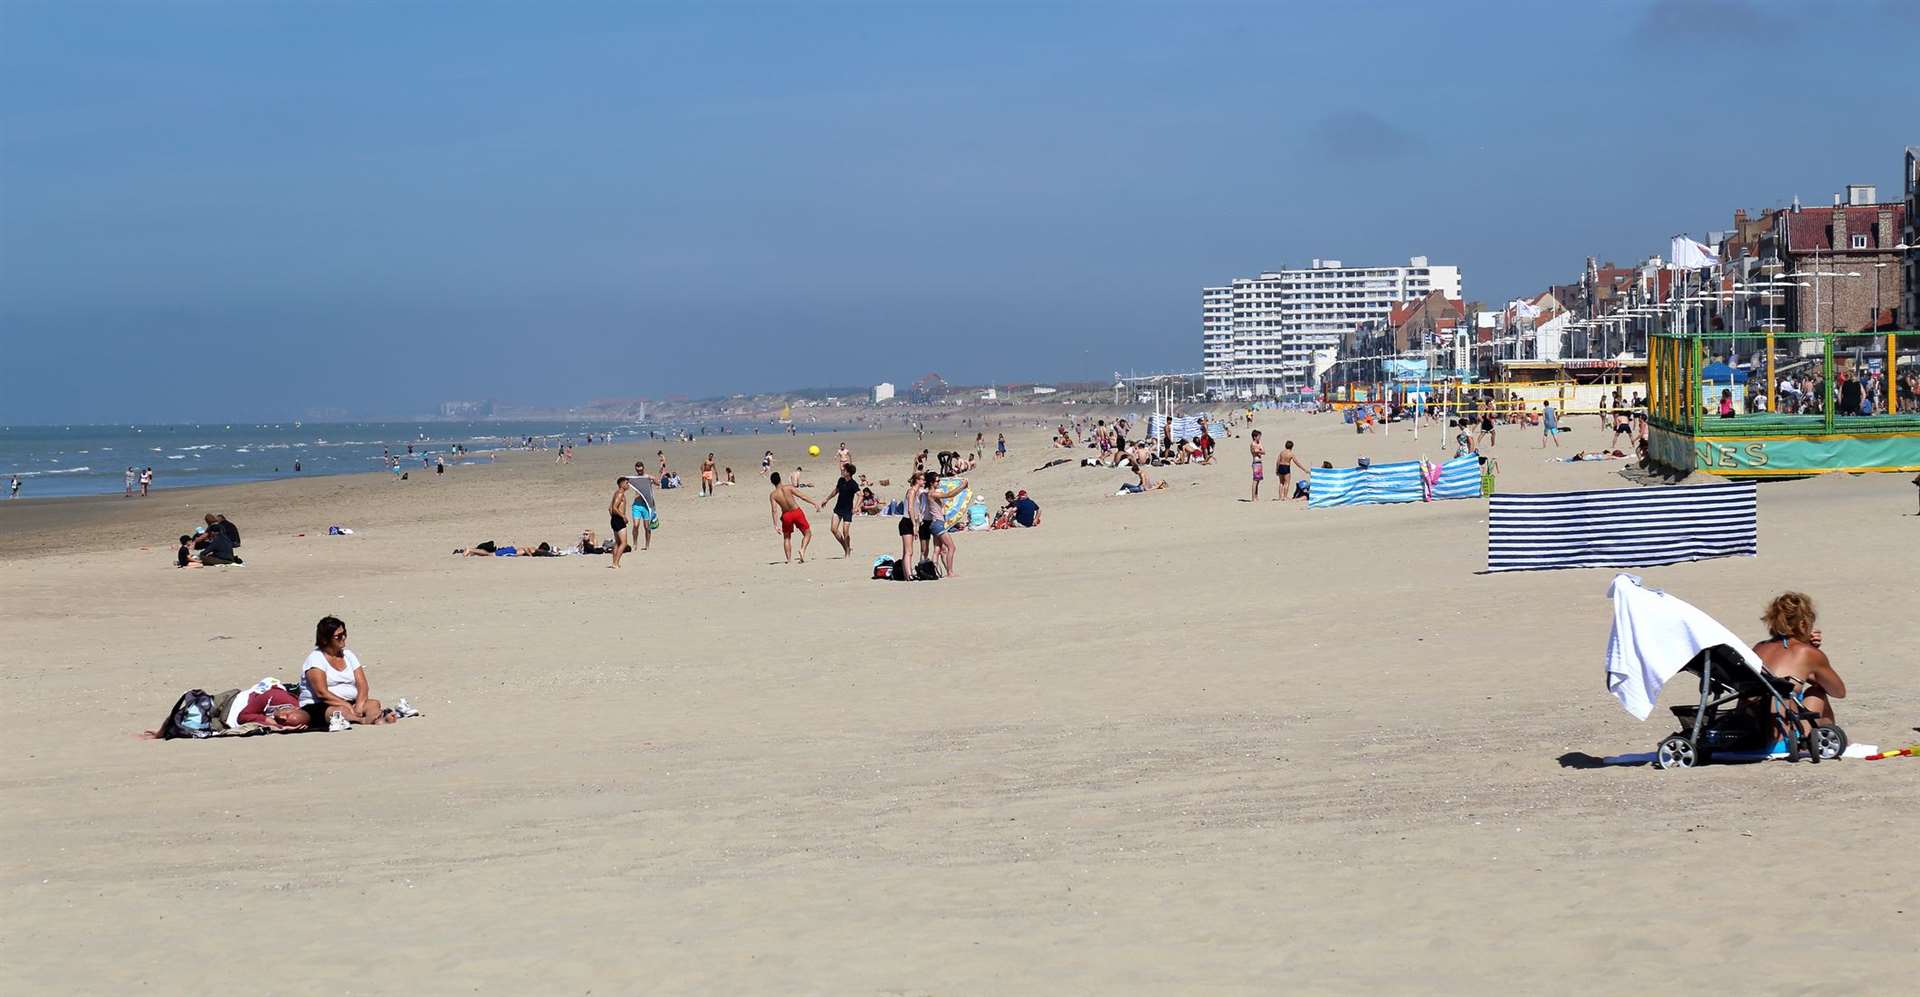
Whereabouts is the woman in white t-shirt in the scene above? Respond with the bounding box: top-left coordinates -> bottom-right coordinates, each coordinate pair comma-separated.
299,616 -> 392,729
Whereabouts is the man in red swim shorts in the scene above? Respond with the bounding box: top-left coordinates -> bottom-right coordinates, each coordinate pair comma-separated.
768,471 -> 822,563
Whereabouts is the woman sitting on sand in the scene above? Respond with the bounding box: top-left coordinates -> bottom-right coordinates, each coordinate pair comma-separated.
1751,593 -> 1845,737
859,487 -> 881,515
300,616 -> 394,729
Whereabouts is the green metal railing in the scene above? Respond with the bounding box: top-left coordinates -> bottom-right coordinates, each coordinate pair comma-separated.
1649,329 -> 1918,437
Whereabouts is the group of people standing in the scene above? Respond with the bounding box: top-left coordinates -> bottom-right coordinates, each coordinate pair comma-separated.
124,466 -> 153,497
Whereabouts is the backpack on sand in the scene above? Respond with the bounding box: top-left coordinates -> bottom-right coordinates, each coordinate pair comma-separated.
158,689 -> 219,740
913,558 -> 941,581
872,557 -> 897,580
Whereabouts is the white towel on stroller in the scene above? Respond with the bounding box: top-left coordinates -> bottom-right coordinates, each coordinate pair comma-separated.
1606,574 -> 1767,720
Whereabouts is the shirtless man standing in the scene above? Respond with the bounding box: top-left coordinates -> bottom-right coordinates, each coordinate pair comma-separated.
768,471 -> 822,563
700,453 -> 717,497
606,476 -> 635,569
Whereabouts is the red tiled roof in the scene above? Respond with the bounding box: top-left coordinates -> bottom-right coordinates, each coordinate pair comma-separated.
1785,204 -> 1908,252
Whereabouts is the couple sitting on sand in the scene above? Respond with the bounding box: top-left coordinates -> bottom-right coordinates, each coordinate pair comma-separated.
176,513 -> 242,567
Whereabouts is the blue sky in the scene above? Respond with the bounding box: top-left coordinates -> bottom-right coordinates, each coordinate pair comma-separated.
2,0 -> 1915,422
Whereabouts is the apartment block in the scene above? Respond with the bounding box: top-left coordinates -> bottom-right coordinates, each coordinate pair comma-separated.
1201,257 -> 1461,397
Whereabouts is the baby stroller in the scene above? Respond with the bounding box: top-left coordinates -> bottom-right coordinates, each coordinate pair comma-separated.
1653,645 -> 1847,769
1605,574 -> 1847,769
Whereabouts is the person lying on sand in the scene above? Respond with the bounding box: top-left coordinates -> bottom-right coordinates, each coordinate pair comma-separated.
235,681 -> 309,730
454,541 -> 552,556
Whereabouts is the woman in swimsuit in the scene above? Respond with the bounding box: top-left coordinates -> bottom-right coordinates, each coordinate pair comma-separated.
1751,592 -> 1846,737
1249,430 -> 1265,501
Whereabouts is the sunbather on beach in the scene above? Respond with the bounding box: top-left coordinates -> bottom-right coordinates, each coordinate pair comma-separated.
300,616 -> 392,729
235,682 -> 309,730
1752,592 -> 1845,735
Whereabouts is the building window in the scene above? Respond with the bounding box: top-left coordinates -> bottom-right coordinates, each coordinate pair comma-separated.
1850,234 -> 1868,249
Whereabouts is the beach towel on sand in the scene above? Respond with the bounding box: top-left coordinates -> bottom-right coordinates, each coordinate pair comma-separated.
1604,574 -> 1765,721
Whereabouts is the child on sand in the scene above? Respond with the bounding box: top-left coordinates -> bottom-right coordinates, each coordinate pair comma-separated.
1273,441 -> 1309,502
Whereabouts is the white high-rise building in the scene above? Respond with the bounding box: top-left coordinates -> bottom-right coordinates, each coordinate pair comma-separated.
1202,257 -> 1462,397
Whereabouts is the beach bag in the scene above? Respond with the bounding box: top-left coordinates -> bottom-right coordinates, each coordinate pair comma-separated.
158,689 -> 218,740
871,557 -> 897,580
913,558 -> 941,581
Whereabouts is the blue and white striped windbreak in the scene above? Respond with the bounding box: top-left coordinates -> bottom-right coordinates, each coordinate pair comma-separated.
1486,481 -> 1757,573
1307,456 -> 1481,508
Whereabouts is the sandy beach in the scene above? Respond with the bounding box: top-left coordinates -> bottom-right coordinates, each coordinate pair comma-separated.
3,410 -> 1917,994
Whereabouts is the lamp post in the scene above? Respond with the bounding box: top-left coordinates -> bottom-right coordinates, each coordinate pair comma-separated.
1873,261 -> 1890,333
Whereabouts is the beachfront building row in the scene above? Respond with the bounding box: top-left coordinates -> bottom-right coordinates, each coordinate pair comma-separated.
1202,257 -> 1461,398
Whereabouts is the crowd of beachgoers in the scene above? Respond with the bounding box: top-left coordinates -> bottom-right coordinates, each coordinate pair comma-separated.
144,401 -> 1918,751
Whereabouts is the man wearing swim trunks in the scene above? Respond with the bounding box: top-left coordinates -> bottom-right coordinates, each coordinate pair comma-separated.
768,471 -> 822,563
628,466 -> 657,550
700,453 -> 717,497
607,476 -> 634,569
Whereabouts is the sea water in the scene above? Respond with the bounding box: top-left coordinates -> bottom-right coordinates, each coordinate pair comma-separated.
0,419 -> 805,499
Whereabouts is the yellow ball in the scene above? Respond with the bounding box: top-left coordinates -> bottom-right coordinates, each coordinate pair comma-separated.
808,445 -> 820,457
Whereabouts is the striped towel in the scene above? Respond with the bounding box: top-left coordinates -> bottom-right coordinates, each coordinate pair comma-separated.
1309,456 -> 1480,508
1487,481 -> 1757,573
